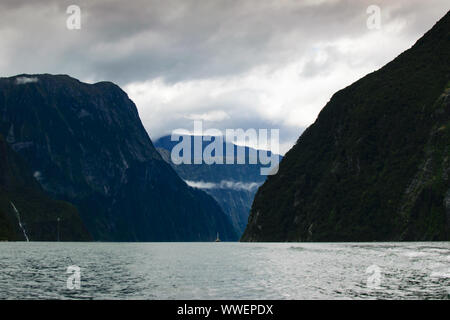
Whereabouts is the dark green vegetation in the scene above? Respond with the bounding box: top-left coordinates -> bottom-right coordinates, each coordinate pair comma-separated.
0,75 -> 237,241
0,135 -> 90,241
242,11 -> 450,242
155,135 -> 281,235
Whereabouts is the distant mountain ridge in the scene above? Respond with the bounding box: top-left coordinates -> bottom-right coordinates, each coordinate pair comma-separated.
242,11 -> 450,242
155,134 -> 281,234
0,74 -> 237,241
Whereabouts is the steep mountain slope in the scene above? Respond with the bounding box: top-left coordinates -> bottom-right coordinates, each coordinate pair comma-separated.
0,74 -> 237,241
242,11 -> 450,242
0,135 -> 90,241
155,135 -> 281,234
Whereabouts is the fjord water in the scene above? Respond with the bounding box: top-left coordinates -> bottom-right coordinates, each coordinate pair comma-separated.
0,242 -> 448,300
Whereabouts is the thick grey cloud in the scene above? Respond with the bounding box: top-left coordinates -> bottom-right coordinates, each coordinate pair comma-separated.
1,0 -> 447,84
0,0 -> 448,153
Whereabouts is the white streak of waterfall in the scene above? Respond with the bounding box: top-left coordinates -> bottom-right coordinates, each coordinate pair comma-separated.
10,202 -> 30,242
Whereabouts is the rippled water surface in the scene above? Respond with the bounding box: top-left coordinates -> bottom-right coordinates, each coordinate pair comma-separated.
0,242 -> 448,299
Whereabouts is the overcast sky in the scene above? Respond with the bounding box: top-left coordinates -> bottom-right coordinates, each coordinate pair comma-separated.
0,0 -> 448,154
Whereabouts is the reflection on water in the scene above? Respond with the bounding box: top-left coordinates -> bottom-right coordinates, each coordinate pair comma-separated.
0,242 -> 448,299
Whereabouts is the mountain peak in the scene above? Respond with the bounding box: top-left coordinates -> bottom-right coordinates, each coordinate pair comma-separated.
0,74 -> 238,241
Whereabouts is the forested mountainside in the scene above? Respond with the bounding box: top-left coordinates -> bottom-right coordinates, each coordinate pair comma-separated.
242,11 -> 450,242
0,75 -> 237,241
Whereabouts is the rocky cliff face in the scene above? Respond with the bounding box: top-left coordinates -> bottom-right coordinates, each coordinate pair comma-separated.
0,134 -> 90,241
0,74 -> 237,241
242,11 -> 450,242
